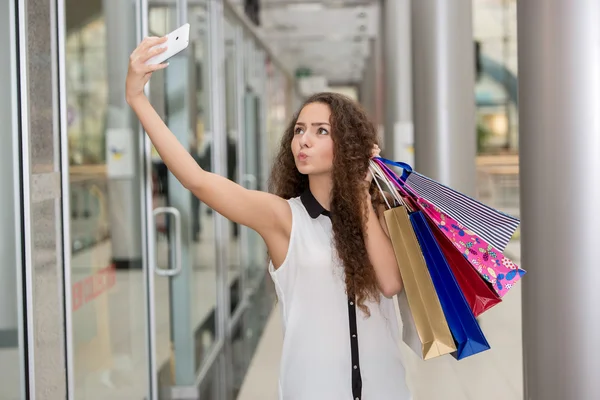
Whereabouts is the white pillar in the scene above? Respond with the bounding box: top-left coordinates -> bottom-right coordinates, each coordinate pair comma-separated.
518,1 -> 600,398
382,0 -> 413,165
411,0 -> 476,196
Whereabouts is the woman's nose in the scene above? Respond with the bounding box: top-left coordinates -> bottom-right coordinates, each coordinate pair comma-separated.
298,131 -> 311,148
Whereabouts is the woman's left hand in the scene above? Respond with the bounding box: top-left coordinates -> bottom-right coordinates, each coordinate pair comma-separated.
364,144 -> 381,184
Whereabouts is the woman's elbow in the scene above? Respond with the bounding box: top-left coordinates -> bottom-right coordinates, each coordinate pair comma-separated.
381,280 -> 403,298
183,170 -> 208,194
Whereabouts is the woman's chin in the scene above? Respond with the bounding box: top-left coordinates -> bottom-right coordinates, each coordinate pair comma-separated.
295,163 -> 312,175
296,167 -> 311,175
296,164 -> 330,177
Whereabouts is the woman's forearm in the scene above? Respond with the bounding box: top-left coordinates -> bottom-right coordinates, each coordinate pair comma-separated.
364,192 -> 403,297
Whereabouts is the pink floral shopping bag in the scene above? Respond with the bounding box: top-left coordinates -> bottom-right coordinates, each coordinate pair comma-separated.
417,197 -> 526,298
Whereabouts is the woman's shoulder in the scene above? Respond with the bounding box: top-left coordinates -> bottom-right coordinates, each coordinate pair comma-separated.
287,195 -> 302,204
284,196 -> 305,219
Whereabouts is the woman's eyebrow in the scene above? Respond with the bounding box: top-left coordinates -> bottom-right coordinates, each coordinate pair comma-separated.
295,122 -> 331,126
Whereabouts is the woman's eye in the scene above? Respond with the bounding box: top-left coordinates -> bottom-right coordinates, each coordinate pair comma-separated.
294,127 -> 304,135
318,128 -> 329,135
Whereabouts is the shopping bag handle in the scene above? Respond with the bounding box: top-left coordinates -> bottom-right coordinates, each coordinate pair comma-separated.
369,160 -> 421,214
372,160 -> 411,198
372,158 -> 414,195
372,158 -> 422,210
369,160 -> 410,211
370,164 -> 393,210
373,157 -> 413,181
375,159 -> 420,201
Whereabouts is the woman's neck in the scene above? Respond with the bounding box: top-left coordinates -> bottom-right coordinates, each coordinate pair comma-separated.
308,174 -> 333,211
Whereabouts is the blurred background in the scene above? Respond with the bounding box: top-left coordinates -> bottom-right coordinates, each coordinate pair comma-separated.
3,0 -> 583,399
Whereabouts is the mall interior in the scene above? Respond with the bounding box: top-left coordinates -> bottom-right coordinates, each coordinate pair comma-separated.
1,0 -> 597,399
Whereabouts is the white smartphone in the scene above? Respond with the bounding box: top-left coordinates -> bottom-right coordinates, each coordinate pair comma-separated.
145,23 -> 190,65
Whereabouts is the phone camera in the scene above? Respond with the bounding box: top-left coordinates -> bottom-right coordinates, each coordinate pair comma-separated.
176,36 -> 179,40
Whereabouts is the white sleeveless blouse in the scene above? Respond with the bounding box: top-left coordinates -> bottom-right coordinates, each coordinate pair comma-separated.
268,193 -> 412,400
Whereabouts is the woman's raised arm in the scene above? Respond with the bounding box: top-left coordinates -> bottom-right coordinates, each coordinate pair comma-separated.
125,36 -> 290,237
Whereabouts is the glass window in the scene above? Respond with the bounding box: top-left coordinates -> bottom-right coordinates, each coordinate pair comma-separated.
0,2 -> 26,399
65,2 -> 150,398
148,3 -> 220,393
242,40 -> 267,289
223,17 -> 242,316
473,0 -> 519,153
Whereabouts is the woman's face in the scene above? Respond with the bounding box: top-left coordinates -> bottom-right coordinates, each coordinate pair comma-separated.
291,102 -> 334,176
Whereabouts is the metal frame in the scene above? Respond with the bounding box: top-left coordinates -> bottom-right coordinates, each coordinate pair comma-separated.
8,0 -> 28,398
207,1 -> 229,397
222,0 -> 293,82
137,0 -> 162,398
152,207 -> 183,277
258,48 -> 269,191
147,0 -> 294,83
55,0 -> 75,397
167,0 -> 199,387
141,0 -> 230,397
138,0 -> 290,397
226,16 -> 249,332
227,296 -> 248,334
259,0 -> 376,7
57,0 -> 157,398
193,336 -> 223,386
15,0 -> 36,396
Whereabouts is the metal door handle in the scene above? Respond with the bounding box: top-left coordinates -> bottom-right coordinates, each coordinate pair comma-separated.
153,206 -> 182,277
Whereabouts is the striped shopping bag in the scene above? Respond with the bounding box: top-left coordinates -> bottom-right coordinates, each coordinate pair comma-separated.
375,157 -> 520,252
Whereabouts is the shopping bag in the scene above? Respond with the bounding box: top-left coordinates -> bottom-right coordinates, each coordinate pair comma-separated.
410,211 -> 490,360
375,157 -> 520,252
384,205 -> 457,360
371,158 -> 525,298
426,216 -> 501,317
370,161 -> 456,360
417,196 -> 526,298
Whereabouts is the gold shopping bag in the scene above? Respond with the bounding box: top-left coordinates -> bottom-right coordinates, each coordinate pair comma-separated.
385,205 -> 456,360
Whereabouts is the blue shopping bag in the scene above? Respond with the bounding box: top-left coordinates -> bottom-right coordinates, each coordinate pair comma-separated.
410,211 -> 490,360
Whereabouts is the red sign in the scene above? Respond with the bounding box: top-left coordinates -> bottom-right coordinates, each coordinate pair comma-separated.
72,264 -> 116,311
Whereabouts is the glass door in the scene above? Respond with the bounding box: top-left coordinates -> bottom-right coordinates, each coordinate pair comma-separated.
145,1 -> 222,398
0,2 -> 26,398
242,91 -> 264,289
63,0 -> 154,398
223,16 -> 242,325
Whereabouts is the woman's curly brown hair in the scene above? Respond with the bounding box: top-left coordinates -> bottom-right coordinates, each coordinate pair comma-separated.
269,92 -> 385,315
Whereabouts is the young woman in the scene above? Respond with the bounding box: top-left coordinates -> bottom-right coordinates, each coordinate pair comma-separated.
126,37 -> 411,400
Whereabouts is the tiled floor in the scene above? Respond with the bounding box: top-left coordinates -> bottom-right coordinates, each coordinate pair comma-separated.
237,240 -> 523,400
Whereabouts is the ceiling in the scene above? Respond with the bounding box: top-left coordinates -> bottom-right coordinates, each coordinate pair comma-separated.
230,0 -> 379,85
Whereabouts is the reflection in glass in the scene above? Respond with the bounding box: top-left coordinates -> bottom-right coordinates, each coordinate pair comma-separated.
473,0 -> 519,153
148,3 -> 219,393
242,40 -> 268,290
0,4 -> 25,398
65,2 -> 149,398
224,17 -> 242,316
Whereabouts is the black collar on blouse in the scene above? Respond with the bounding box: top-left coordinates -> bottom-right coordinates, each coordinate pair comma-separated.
300,189 -> 331,219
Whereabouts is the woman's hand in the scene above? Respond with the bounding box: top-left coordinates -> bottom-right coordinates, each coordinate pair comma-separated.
126,36 -> 169,104
364,143 -> 381,184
